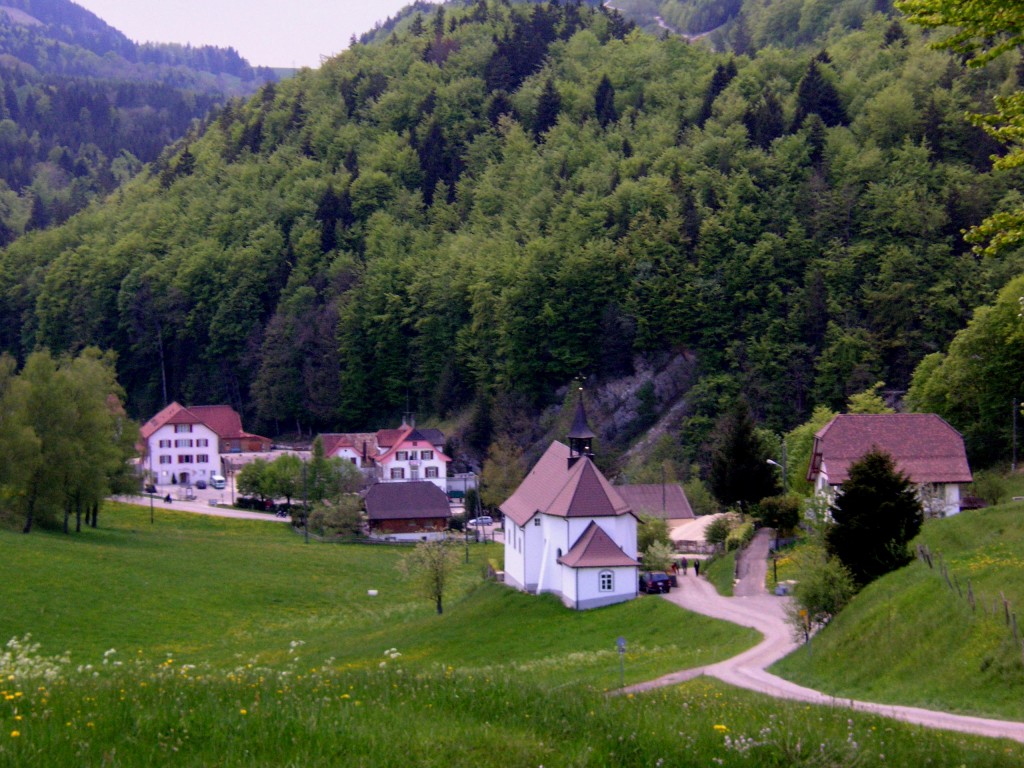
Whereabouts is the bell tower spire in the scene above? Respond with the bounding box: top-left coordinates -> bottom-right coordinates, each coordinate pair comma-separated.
567,386 -> 596,468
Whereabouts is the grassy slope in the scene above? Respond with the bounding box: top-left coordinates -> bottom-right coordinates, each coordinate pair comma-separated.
772,504 -> 1024,720
1,503 -> 755,686
3,505 -> 1024,766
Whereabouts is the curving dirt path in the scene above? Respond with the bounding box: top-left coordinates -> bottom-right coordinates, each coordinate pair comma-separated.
623,528 -> 1024,743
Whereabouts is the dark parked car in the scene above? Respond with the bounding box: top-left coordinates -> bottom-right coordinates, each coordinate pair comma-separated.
144,483 -> 156,494
195,479 -> 207,489
639,571 -> 672,594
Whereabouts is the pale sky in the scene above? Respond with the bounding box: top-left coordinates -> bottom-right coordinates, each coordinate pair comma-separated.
73,1 -> 437,69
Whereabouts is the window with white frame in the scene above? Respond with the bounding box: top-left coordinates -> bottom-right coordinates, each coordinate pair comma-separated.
197,455 -> 209,464
175,439 -> 193,448
390,468 -> 404,480
421,450 -> 434,460
599,571 -> 614,592
396,451 -> 408,461
196,438 -> 209,447
533,517 -> 541,526
174,424 -> 192,433
177,455 -> 194,464
425,467 -> 439,478
159,455 -> 171,465
158,439 -> 171,448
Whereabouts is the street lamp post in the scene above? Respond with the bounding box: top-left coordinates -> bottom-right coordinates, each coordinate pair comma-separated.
766,440 -> 788,492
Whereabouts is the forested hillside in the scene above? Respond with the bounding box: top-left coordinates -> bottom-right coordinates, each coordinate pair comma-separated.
0,0 -> 1020,468
0,0 -> 277,242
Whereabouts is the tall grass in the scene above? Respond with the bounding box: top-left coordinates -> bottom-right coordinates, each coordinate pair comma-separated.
2,643 -> 1022,767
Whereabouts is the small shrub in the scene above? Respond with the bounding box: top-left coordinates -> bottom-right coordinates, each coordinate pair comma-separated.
705,515 -> 732,545
970,470 -> 1007,507
725,521 -> 754,552
753,495 -> 800,533
642,540 -> 675,572
638,513 -> 671,553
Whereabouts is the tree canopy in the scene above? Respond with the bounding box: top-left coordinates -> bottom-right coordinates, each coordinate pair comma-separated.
0,0 -> 1017,475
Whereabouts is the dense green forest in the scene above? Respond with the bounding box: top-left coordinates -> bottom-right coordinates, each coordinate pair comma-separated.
0,0 -> 277,242
0,0 -> 1021,470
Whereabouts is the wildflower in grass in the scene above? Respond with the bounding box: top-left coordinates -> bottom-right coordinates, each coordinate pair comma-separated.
240,709 -> 247,715
714,724 -> 728,732
10,730 -> 19,738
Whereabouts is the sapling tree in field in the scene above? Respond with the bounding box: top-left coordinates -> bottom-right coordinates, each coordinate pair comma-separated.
400,539 -> 461,615
825,448 -> 923,587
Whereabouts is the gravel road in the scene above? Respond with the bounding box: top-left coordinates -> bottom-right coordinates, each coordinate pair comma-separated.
623,528 -> 1024,744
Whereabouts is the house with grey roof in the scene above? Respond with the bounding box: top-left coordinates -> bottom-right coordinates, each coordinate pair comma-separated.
808,413 -> 973,517
364,481 -> 451,541
501,396 -> 639,610
615,484 -> 694,524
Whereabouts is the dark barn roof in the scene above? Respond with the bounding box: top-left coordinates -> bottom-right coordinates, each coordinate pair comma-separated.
365,481 -> 451,521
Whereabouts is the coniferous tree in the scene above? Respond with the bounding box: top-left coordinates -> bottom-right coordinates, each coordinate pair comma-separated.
743,92 -> 785,149
793,60 -> 847,129
698,60 -> 737,126
533,78 -> 561,138
708,400 -> 781,510
825,448 -> 922,587
594,74 -> 617,128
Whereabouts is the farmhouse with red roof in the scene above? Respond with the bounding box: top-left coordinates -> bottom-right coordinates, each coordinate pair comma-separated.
807,413 -> 973,517
501,395 -> 639,610
140,402 -> 270,485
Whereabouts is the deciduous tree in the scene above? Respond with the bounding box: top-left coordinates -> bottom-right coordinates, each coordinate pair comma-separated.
400,538 -> 461,615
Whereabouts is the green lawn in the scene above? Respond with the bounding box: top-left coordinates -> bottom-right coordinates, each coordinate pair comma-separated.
772,504 -> 1024,720
4,503 -> 1024,766
1,503 -> 754,685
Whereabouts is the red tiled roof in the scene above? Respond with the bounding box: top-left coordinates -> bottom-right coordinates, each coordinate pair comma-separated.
320,432 -> 377,458
376,428 -> 407,449
364,482 -> 451,521
141,401 -> 268,442
558,521 -> 639,568
615,484 -> 694,520
376,425 -> 451,465
500,442 -> 632,527
809,413 -> 973,485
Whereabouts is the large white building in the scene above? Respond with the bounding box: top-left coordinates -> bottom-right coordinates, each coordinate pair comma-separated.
501,398 -> 639,610
140,402 -> 270,486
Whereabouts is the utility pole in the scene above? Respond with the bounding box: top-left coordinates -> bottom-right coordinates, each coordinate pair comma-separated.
1013,398 -> 1018,472
303,460 -> 309,544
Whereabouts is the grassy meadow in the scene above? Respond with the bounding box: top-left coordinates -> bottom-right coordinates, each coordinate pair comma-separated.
3,503 -> 1024,766
772,504 -> 1024,721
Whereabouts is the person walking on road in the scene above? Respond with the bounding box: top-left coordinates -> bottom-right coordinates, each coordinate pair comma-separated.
693,559 -> 700,577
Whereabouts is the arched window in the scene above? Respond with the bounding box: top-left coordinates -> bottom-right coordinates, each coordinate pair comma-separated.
599,570 -> 614,592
